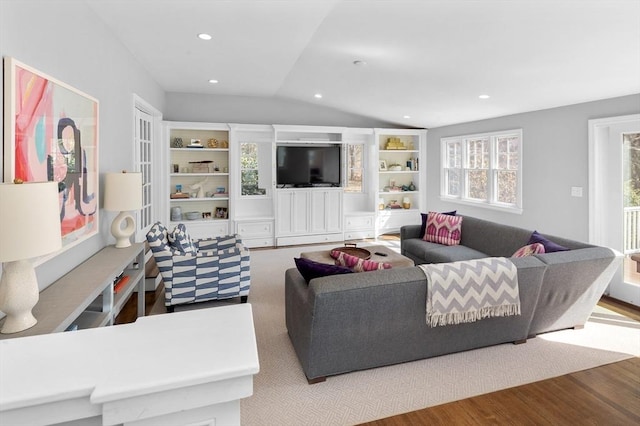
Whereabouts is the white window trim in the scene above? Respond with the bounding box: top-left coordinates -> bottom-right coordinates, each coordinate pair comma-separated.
440,129 -> 523,214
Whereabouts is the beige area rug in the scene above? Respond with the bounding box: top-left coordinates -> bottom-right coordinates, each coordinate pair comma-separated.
151,241 -> 640,426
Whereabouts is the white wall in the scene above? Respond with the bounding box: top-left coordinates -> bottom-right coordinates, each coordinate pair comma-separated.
0,0 -> 166,288
425,94 -> 640,242
165,92 -> 397,128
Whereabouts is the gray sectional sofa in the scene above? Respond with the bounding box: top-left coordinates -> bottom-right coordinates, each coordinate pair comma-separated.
285,214 -> 621,383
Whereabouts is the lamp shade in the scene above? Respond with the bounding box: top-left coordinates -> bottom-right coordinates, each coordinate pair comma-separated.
103,172 -> 142,212
0,181 -> 62,263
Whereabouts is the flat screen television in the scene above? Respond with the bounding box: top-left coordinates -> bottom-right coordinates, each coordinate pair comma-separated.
276,145 -> 341,187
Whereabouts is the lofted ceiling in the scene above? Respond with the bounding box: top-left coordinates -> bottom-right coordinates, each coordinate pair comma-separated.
85,0 -> 640,128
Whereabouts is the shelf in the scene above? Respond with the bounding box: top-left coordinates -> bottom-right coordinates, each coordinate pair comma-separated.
379,191 -> 419,195
171,218 -> 229,224
73,310 -> 110,330
170,147 -> 228,152
170,197 -> 229,202
170,173 -> 229,177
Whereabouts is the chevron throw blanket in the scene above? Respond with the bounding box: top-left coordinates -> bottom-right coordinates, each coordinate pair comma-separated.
418,257 -> 521,327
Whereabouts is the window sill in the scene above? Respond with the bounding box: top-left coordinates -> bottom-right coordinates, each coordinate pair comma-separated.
439,196 -> 523,215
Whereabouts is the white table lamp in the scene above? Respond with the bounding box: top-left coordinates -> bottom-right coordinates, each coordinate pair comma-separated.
104,171 -> 142,248
0,181 -> 62,334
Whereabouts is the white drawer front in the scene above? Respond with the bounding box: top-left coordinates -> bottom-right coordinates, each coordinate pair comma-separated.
345,215 -> 375,231
236,221 -> 274,238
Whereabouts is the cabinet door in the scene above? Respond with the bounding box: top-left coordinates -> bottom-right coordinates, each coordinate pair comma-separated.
310,190 -> 343,233
276,191 -> 309,235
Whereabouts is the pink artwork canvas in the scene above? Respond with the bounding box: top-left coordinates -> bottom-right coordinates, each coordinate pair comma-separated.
4,57 -> 99,253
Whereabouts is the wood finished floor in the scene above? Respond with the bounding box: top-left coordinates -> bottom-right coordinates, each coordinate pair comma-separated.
117,288 -> 639,426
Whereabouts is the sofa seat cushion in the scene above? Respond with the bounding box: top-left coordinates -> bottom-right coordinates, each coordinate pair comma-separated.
403,238 -> 488,264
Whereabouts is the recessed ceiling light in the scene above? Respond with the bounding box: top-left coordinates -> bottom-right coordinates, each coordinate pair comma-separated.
198,33 -> 212,40
208,79 -> 219,84
314,93 -> 323,99
403,115 -> 411,119
353,60 -> 367,66
479,94 -> 490,99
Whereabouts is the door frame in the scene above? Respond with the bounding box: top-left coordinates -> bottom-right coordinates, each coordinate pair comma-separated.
589,113 -> 640,305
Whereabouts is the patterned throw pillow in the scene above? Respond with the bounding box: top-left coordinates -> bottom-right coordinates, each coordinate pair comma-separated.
527,231 -> 570,253
423,211 -> 463,246
420,210 -> 456,239
168,224 -> 197,254
330,250 -> 392,272
512,242 -> 546,258
294,257 -> 353,283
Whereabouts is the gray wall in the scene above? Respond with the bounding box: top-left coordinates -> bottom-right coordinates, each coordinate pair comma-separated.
0,0 -> 166,288
165,92 -> 397,128
426,94 -> 640,242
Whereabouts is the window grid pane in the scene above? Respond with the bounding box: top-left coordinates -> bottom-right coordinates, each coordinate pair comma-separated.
346,144 -> 363,193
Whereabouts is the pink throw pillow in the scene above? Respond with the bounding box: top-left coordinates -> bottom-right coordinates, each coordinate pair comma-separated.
512,242 -> 546,258
423,212 -> 463,246
330,250 -> 392,272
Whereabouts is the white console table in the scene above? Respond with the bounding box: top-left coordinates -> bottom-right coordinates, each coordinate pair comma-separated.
0,243 -> 146,337
0,304 -> 259,425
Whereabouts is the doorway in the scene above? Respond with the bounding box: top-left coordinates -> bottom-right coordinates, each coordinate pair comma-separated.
589,114 -> 640,306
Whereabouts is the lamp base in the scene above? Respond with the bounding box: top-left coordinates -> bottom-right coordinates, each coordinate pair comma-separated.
111,211 -> 136,248
0,259 -> 39,334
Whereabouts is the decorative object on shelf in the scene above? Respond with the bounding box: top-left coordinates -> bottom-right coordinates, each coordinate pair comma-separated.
0,181 -> 62,334
220,140 -> 229,148
4,57 -> 99,254
176,184 -> 182,193
171,206 -> 182,221
207,138 -> 218,148
172,137 -> 183,148
386,200 -> 403,209
379,160 -> 387,171
187,139 -> 203,148
104,171 -> 142,248
216,186 -> 226,194
215,207 -> 228,219
378,198 -> 385,210
408,181 -> 416,191
388,163 -> 403,171
403,197 -> 411,209
190,177 -> 209,198
172,164 -> 179,173
202,212 -> 212,219
385,137 -> 407,150
185,211 -> 200,220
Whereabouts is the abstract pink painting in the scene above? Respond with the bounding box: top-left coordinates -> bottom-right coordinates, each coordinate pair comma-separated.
3,57 -> 99,253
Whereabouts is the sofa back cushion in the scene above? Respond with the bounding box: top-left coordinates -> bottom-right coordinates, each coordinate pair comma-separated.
458,215 -> 533,257
424,212 -> 463,246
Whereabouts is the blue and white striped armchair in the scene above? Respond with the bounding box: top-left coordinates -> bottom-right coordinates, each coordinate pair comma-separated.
146,222 -> 250,312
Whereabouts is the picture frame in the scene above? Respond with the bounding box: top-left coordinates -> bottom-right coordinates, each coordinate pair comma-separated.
215,207 -> 228,219
3,57 -> 99,255
202,212 -> 212,219
379,160 -> 387,171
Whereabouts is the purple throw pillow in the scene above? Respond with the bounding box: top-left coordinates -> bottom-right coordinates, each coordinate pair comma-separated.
527,231 -> 570,253
294,257 -> 353,283
420,210 -> 457,239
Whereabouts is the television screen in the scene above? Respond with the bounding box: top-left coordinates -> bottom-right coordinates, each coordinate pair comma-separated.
276,145 -> 341,186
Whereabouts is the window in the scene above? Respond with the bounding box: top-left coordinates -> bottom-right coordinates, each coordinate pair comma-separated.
240,142 -> 269,196
441,129 -> 522,212
345,143 -> 364,192
240,143 -> 259,195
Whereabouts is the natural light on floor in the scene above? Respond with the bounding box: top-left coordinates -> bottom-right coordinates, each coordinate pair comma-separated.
537,305 -> 640,355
